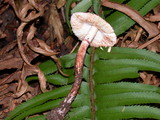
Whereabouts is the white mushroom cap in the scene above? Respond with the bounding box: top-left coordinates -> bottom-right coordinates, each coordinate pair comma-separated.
70,12 -> 117,47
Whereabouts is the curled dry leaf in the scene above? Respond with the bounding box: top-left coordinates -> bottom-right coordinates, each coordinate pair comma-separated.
15,63 -> 47,97
13,0 -> 49,93
17,23 -> 46,93
8,0 -> 44,22
27,24 -> 67,76
26,24 -> 57,56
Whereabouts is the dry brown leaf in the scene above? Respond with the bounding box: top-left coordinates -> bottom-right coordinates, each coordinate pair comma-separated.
49,4 -> 64,45
145,13 -> 160,22
120,27 -> 142,48
145,5 -> 160,22
0,58 -> 23,70
138,34 -> 160,49
0,71 -> 21,85
26,24 -> 67,77
147,40 -> 160,52
14,5 -> 48,93
0,83 -> 17,96
140,72 -> 153,85
65,36 -> 77,52
0,41 -> 17,55
57,0 -> 66,9
139,72 -> 160,86
8,0 -> 44,22
15,63 -> 47,97
0,30 -> 6,38
0,91 -> 35,119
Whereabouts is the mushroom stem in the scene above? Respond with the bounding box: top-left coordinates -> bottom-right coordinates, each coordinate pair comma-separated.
84,26 -> 98,43
58,27 -> 99,115
62,40 -> 89,108
47,28 -> 98,120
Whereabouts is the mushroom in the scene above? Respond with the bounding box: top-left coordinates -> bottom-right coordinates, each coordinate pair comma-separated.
47,12 -> 117,120
71,12 -> 117,47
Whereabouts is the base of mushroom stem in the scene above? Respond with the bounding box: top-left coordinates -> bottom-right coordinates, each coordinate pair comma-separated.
47,105 -> 71,120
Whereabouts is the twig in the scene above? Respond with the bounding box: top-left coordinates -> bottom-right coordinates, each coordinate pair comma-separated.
138,34 -> 160,49
134,28 -> 143,42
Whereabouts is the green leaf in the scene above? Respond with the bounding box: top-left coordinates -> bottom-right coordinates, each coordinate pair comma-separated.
66,106 -> 91,120
96,92 -> 160,108
13,99 -> 62,120
71,0 -> 92,14
95,82 -> 160,96
94,59 -> 160,72
72,94 -> 91,108
65,0 -> 79,28
26,115 -> 46,120
39,60 -> 57,75
93,67 -> 139,83
95,47 -> 160,64
138,0 -> 160,16
60,53 -> 76,68
96,106 -> 160,120
84,53 -> 90,67
92,0 -> 101,14
26,75 -> 38,82
46,74 -> 68,85
82,66 -> 89,81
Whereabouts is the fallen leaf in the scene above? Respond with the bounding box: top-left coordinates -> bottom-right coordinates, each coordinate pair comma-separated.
57,0 -> 66,9
49,4 -> 64,45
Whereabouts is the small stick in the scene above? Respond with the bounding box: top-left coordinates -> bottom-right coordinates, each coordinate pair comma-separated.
138,34 -> 160,49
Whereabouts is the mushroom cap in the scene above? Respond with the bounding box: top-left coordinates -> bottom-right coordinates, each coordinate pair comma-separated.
70,12 -> 117,47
